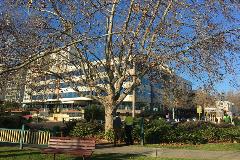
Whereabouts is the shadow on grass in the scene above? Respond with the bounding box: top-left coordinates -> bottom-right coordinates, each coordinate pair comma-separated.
96,143 -> 127,149
0,151 -> 40,158
0,142 -> 19,147
0,149 -> 25,154
88,153 -> 141,160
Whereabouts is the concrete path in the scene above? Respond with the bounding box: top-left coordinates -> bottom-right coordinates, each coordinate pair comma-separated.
95,144 -> 240,160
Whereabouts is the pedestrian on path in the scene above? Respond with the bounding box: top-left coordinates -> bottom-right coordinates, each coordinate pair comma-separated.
223,113 -> 231,124
113,112 -> 122,146
124,112 -> 133,145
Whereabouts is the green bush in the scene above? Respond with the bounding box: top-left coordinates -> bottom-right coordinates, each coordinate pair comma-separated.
52,125 -> 61,136
66,117 -> 240,144
233,117 -> 240,126
0,115 -> 24,129
84,105 -> 104,122
62,120 -> 78,136
104,129 -> 115,142
200,127 -> 218,143
70,120 -> 104,138
32,117 -> 47,123
144,119 -> 173,144
142,120 -> 240,144
217,127 -> 240,142
132,118 -> 144,143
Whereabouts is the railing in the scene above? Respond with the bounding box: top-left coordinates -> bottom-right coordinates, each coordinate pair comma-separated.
0,127 -> 50,145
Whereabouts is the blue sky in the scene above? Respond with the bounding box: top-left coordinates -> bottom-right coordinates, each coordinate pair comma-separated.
214,75 -> 240,92
1,1 -> 239,93
181,73 -> 240,92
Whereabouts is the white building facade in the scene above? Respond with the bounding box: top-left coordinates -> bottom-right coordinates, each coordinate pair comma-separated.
20,50 -> 192,121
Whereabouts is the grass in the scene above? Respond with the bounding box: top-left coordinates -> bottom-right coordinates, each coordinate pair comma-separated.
0,143 -> 239,160
0,146 -> 205,160
145,143 -> 240,151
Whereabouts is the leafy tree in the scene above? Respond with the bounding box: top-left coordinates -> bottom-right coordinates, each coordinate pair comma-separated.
84,104 -> 105,122
0,0 -> 239,131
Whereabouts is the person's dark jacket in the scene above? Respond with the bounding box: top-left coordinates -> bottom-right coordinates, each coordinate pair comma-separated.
113,116 -> 122,129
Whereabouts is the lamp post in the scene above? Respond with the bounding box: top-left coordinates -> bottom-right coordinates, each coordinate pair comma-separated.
132,62 -> 136,118
140,115 -> 144,146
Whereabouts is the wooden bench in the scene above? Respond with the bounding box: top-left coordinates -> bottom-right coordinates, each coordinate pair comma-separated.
41,137 -> 95,160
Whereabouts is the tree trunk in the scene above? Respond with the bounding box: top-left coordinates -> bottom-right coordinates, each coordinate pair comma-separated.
104,103 -> 114,132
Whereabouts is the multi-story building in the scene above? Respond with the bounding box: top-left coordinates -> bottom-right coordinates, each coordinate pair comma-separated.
20,50 -> 192,121
3,71 -> 26,103
0,63 -> 26,104
0,64 -> 5,104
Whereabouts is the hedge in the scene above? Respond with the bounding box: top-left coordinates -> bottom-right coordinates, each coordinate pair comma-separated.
67,118 -> 240,144
143,120 -> 240,144
0,115 -> 25,129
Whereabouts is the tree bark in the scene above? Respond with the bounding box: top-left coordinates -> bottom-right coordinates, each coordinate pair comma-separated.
104,103 -> 114,132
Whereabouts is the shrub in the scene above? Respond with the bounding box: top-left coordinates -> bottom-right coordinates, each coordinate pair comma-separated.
104,129 -> 115,142
144,119 -> 173,144
32,117 -> 47,123
217,127 -> 240,142
70,120 -> 104,138
0,115 -> 24,129
52,125 -> 61,136
132,118 -> 144,143
200,127 -> 218,143
175,121 -> 240,144
142,119 -> 240,144
84,105 -> 104,122
62,120 -> 78,136
233,117 -> 240,126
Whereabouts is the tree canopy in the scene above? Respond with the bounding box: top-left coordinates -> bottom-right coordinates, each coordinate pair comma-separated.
0,0 -> 239,130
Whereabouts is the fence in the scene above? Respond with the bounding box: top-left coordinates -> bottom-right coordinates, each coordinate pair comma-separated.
0,127 -> 50,145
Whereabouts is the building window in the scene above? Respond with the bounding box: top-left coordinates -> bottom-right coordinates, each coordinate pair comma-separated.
61,92 -> 79,98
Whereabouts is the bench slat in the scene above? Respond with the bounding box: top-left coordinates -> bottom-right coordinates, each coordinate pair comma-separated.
48,146 -> 95,150
49,137 -> 95,141
48,144 -> 95,147
49,140 -> 95,143
42,137 -> 95,158
42,148 -> 93,156
49,142 -> 95,145
49,141 -> 95,145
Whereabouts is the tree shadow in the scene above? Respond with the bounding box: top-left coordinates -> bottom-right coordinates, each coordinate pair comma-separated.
0,151 -> 40,158
0,142 -> 19,147
96,143 -> 127,149
0,149 -> 25,154
73,153 -> 143,160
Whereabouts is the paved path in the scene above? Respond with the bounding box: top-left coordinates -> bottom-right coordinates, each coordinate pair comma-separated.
95,144 -> 240,160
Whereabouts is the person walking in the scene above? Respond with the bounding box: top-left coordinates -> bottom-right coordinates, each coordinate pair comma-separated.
124,112 -> 133,145
113,112 -> 122,146
223,113 -> 231,124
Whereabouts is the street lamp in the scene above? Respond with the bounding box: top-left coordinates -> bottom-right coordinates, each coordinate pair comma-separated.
132,62 -> 136,118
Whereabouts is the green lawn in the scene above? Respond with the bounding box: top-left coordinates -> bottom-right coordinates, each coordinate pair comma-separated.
1,143 -> 239,160
145,143 -> 240,151
0,146 -> 204,160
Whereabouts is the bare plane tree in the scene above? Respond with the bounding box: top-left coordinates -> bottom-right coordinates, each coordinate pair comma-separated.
0,0 -> 240,131
193,89 -> 216,109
